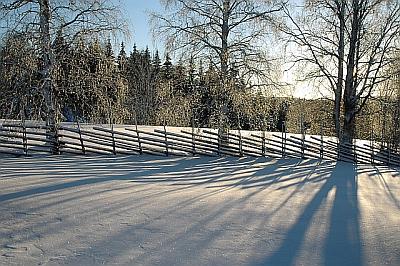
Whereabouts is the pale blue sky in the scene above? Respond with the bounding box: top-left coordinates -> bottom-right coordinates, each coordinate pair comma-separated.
120,0 -> 163,52
0,0 -> 162,53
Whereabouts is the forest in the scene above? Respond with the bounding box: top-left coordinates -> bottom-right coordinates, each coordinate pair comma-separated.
0,0 -> 399,147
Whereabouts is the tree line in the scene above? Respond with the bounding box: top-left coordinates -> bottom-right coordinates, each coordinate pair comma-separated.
0,34 -> 291,131
0,0 -> 399,147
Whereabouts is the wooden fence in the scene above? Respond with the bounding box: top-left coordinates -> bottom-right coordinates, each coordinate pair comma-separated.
0,120 -> 399,167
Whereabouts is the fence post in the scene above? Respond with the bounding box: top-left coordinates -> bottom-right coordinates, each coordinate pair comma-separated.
320,122 -> 324,160
217,128 -> 221,156
134,116 -> 142,155
111,124 -> 116,155
163,124 -> 169,156
136,130 -> 142,155
77,121 -> 85,155
370,127 -> 374,164
192,117 -> 196,155
22,119 -> 28,156
53,124 -> 60,155
262,130 -> 266,157
281,121 -> 286,157
239,129 -> 243,157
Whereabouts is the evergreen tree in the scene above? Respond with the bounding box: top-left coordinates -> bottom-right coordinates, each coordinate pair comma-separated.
126,46 -> 156,124
105,39 -> 114,59
151,50 -> 162,83
117,42 -> 127,73
162,53 -> 173,80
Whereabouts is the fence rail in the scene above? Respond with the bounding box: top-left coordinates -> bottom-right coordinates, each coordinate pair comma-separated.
0,120 -> 399,167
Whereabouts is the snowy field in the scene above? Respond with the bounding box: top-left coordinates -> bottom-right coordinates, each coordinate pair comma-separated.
0,155 -> 399,266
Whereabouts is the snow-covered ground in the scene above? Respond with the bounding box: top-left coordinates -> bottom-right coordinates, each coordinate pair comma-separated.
0,155 -> 399,266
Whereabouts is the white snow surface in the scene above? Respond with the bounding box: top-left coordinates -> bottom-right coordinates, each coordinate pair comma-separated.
0,155 -> 399,266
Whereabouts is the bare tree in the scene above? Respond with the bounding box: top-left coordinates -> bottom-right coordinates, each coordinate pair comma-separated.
1,0 -> 128,126
152,0 -> 285,83
152,0 -> 285,129
282,0 -> 400,143
377,53 -> 400,149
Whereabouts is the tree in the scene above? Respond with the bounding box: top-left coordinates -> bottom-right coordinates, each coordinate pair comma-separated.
117,42 -> 127,73
52,39 -> 127,123
389,56 -> 400,150
282,0 -> 400,143
0,33 -> 41,119
1,0 -> 128,126
152,0 -> 284,129
154,0 -> 284,82
377,53 -> 400,150
126,47 -> 159,124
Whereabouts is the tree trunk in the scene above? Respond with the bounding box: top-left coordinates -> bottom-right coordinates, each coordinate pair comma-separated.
221,0 -> 230,82
342,102 -> 356,144
39,0 -> 55,126
335,0 -> 346,139
39,0 -> 59,154
219,0 -> 230,130
342,0 -> 360,144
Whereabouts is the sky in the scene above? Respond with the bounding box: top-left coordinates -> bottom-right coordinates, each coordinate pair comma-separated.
0,0 -> 318,98
0,1 -> 161,53
120,0 -> 163,52
118,0 -> 317,98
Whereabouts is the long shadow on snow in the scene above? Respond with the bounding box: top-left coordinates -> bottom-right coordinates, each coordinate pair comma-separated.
256,162 -> 362,266
0,155 -> 261,203
0,156 -> 365,266
47,160 -> 340,265
125,158 -> 322,187
0,155 -> 192,202
0,156 -> 330,204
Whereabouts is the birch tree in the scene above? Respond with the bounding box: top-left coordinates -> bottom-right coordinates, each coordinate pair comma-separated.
0,33 -> 40,119
153,0 -> 284,83
0,0 -> 128,126
282,0 -> 400,143
152,0 -> 285,129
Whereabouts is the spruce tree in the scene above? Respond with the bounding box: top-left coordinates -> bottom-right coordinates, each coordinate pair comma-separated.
117,42 -> 127,73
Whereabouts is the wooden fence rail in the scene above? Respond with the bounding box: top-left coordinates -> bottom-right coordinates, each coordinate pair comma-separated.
0,121 -> 399,167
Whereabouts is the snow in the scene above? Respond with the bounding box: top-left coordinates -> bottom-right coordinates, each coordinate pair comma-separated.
0,155 -> 399,266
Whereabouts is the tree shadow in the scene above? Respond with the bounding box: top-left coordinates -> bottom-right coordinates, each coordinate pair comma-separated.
1,156 -> 371,265
0,156 -> 263,208
0,156 -> 282,203
371,166 -> 400,209
258,162 -> 362,266
0,156 -> 330,209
